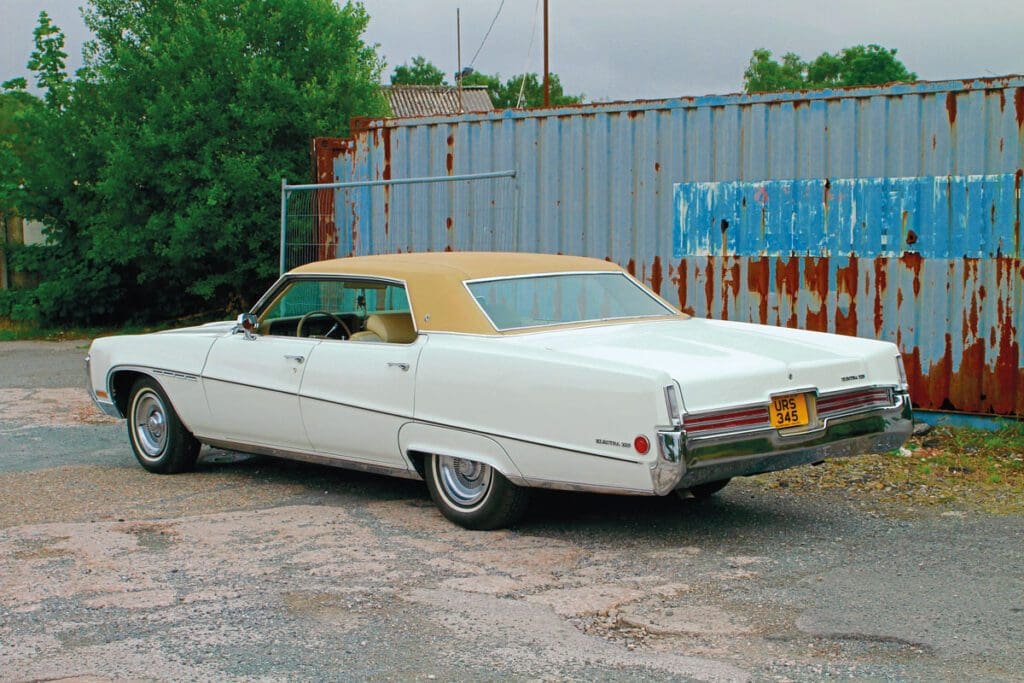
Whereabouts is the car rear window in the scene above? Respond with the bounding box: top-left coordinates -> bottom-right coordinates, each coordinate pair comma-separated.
466,272 -> 675,331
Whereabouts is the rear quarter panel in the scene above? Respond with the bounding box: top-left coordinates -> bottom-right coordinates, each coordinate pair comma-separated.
414,333 -> 671,489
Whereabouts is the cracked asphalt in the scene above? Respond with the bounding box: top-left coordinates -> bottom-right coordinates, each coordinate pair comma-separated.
1,340 -> 1022,681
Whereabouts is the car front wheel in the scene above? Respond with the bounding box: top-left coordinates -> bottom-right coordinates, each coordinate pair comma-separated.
424,454 -> 529,530
127,377 -> 200,474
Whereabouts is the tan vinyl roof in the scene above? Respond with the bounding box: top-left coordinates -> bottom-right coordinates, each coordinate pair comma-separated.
290,252 -> 676,335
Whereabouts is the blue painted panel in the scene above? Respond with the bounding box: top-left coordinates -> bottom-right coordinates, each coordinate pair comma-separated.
673,174 -> 1023,259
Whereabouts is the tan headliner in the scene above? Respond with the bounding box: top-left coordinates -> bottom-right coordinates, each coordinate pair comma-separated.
290,252 -> 682,335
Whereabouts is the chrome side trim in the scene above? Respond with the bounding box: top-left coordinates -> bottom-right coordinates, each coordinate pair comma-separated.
153,368 -> 199,382
505,473 -> 651,496
198,437 -> 423,481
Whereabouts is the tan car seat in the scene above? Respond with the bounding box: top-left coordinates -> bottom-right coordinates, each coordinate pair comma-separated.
349,312 -> 417,343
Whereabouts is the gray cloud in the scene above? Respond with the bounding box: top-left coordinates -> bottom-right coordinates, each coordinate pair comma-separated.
2,0 -> 1021,101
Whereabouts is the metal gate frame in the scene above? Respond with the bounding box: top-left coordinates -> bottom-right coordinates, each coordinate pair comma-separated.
279,169 -> 517,274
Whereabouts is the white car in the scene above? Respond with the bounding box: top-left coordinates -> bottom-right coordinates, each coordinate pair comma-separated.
86,252 -> 913,529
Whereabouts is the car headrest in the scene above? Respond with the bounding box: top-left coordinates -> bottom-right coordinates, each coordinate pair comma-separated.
364,312 -> 417,344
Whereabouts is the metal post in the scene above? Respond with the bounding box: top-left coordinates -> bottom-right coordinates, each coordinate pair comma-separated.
279,178 -> 288,275
456,8 -> 463,112
543,0 -> 549,107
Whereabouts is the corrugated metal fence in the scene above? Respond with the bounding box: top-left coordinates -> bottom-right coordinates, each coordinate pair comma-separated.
314,77 -> 1024,417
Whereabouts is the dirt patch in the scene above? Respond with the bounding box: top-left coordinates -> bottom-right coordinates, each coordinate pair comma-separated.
753,425 -> 1024,515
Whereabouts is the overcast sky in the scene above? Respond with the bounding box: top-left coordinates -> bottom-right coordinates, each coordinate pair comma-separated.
2,0 -> 1022,101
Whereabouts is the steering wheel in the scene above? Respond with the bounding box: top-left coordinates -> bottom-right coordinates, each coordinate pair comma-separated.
296,310 -> 352,339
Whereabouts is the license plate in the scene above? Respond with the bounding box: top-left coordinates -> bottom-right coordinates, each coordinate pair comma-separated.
770,393 -> 810,429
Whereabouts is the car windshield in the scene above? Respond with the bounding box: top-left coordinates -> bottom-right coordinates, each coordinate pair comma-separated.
466,272 -> 676,331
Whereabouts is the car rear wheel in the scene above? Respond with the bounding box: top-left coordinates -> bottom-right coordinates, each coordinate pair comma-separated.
686,478 -> 732,500
424,454 -> 530,530
127,377 -> 200,474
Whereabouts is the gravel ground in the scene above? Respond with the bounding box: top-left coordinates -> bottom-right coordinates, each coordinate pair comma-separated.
1,341 -> 1022,682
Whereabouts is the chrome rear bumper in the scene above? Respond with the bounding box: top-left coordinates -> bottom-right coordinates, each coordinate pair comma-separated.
652,392 -> 913,495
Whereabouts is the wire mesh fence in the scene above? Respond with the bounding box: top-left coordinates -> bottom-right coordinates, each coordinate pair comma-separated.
281,171 -> 519,273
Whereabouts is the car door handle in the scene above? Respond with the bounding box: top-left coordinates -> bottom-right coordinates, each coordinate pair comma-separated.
284,354 -> 305,364
386,362 -> 410,371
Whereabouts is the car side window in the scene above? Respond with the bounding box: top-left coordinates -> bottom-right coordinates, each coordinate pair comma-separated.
258,278 -> 412,341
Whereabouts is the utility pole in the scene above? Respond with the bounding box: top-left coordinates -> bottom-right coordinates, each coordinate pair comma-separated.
542,0 -> 550,106
456,8 -> 464,112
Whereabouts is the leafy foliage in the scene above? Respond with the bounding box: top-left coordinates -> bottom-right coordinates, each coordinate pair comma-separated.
744,45 -> 917,93
390,56 -> 446,86
5,1 -> 387,325
465,71 -> 582,109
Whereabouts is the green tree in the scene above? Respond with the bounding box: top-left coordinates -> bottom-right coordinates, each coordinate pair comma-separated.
9,1 -> 387,325
744,44 -> 917,93
462,70 -> 582,108
390,55 -> 447,85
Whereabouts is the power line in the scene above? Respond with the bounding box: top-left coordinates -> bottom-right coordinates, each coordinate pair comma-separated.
468,0 -> 506,68
516,0 -> 542,108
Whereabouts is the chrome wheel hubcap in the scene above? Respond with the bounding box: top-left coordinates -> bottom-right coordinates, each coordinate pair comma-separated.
437,456 -> 492,508
134,392 -> 168,460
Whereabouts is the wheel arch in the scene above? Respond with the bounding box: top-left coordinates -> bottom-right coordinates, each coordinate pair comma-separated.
109,368 -> 154,417
398,423 -> 526,484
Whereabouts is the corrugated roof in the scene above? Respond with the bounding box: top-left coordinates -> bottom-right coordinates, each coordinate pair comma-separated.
383,85 -> 493,118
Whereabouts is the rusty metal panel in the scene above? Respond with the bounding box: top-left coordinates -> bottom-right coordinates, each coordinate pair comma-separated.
314,77 -> 1024,416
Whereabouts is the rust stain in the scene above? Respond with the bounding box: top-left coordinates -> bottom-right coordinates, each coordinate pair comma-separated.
444,245 -> 453,252
1015,87 -> 1024,127
997,89 -> 1006,111
445,217 -> 453,230
873,258 -> 887,337
931,134 -> 937,150
945,92 -> 958,125
803,257 -> 830,332
654,162 -> 661,173
721,258 -> 740,320
774,257 -> 800,328
900,252 -> 924,297
650,256 -> 663,295
446,133 -> 454,174
626,258 -> 636,276
746,258 -> 770,324
676,259 -> 693,315
834,255 -> 859,336
348,199 -> 359,258
704,258 -> 715,317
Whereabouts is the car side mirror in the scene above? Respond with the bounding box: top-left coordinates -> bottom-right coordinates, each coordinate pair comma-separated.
234,313 -> 259,339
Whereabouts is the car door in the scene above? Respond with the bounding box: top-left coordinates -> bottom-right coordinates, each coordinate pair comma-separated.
299,335 -> 424,468
298,281 -> 423,469
201,332 -> 319,451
